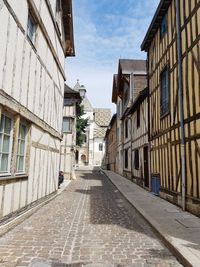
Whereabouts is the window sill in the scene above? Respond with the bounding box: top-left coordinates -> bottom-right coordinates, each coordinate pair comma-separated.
63,131 -> 72,134
0,174 -> 28,184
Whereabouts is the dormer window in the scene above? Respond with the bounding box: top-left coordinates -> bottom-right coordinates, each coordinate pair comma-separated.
160,14 -> 167,38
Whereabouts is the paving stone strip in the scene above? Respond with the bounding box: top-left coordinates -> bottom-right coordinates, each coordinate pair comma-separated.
0,171 -> 182,267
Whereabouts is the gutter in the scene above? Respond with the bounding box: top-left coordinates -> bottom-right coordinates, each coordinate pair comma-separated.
175,0 -> 186,211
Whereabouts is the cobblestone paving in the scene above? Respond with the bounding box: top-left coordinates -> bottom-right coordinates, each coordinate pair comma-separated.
0,171 -> 182,267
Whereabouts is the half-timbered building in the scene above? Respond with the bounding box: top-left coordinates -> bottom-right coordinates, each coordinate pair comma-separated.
60,85 -> 81,180
0,0 -> 74,222
104,114 -> 117,172
117,59 -> 147,179
127,88 -> 149,188
141,0 -> 200,215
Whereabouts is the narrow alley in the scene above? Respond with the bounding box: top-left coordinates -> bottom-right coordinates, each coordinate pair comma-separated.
0,171 -> 181,267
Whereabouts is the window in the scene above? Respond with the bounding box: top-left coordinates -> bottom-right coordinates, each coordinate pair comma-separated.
160,14 -> 167,38
160,67 -> 169,117
63,117 -> 71,132
99,143 -> 103,151
125,119 -> 128,138
55,0 -> 62,35
137,107 -> 140,128
16,123 -> 27,173
0,114 -> 12,173
124,149 -> 128,169
27,13 -> 36,43
134,149 -> 139,170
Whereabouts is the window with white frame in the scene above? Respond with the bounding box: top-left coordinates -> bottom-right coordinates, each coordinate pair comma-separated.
0,114 -> 12,173
63,117 -> 72,132
16,123 -> 27,173
27,13 -> 37,43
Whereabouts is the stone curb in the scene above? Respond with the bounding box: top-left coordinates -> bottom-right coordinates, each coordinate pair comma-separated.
100,169 -> 192,267
0,180 -> 71,237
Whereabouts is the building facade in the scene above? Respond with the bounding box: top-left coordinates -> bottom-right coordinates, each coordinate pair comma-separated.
128,88 -> 149,188
141,0 -> 200,215
60,85 -> 81,180
104,114 -> 117,172
0,0 -> 74,222
74,81 -> 111,168
112,59 -> 147,179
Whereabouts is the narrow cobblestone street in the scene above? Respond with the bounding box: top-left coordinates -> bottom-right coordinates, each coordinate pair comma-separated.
0,171 -> 182,267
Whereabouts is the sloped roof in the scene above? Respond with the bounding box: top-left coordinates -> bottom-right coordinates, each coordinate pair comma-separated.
112,74 -> 118,104
119,59 -> 146,73
62,0 -> 75,56
141,0 -> 172,51
94,108 -> 111,127
105,113 -> 117,138
128,87 -> 148,115
93,126 -> 107,139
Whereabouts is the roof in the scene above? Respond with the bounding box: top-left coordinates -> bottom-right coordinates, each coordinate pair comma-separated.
112,74 -> 118,104
141,0 -> 172,51
119,59 -> 146,73
93,126 -> 107,139
62,0 -> 75,56
94,108 -> 111,127
64,84 -> 81,105
64,84 -> 80,95
105,114 -> 117,138
117,59 -> 146,97
127,87 -> 149,115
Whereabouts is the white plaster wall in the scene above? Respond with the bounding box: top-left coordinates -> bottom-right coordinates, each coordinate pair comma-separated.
0,3 -> 64,133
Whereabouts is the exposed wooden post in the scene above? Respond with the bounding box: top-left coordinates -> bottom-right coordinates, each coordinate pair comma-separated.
175,0 -> 186,211
11,115 -> 20,174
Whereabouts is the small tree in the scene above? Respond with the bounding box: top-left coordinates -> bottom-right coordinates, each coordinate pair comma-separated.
76,103 -> 88,146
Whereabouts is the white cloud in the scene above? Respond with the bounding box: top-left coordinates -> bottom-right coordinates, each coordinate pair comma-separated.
65,0 -> 160,114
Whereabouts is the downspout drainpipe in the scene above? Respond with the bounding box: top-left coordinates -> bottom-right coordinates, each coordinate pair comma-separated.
175,0 -> 186,211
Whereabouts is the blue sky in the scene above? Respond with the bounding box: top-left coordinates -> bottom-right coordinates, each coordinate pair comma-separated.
65,0 -> 159,113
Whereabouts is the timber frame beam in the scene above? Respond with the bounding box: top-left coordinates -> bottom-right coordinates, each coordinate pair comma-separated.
0,89 -> 62,140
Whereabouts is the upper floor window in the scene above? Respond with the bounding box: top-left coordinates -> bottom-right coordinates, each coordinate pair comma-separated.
63,117 -> 72,132
160,67 -> 169,117
99,143 -> 103,151
160,14 -> 167,38
124,81 -> 129,106
16,123 -> 27,173
137,107 -> 140,128
125,119 -> 128,138
0,114 -> 12,173
56,0 -> 62,35
27,13 -> 37,43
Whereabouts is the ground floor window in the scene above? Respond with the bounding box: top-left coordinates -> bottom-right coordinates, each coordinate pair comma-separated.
16,123 -> 27,173
0,109 -> 29,177
134,149 -> 139,170
124,149 -> 128,169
